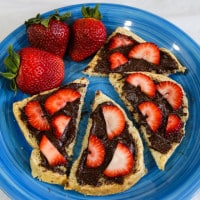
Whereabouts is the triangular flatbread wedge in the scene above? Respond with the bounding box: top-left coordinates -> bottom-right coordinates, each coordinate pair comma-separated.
66,91 -> 146,195
84,27 -> 186,76
109,72 -> 188,170
13,77 -> 89,185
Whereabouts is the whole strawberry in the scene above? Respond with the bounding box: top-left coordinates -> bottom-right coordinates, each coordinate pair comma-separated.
68,4 -> 107,62
0,46 -> 64,94
25,11 -> 70,58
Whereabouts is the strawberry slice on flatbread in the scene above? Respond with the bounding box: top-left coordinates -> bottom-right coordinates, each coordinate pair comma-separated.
108,34 -> 134,50
128,42 -> 160,65
166,114 -> 183,135
45,88 -> 81,115
108,52 -> 128,70
104,142 -> 134,177
51,114 -> 71,139
156,81 -> 183,110
126,72 -> 156,98
24,100 -> 50,131
39,135 -> 66,166
102,104 -> 125,139
138,101 -> 162,132
86,135 -> 105,168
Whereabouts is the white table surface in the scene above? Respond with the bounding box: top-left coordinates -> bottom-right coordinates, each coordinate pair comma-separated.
0,0 -> 199,199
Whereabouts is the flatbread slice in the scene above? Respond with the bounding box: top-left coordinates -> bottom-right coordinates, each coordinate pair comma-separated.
13,77 -> 89,185
109,72 -> 188,170
65,91 -> 147,195
84,27 -> 186,77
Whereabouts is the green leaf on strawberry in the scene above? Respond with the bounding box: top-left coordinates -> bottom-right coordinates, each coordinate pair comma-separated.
3,45 -> 20,74
68,4 -> 106,62
81,4 -> 102,20
25,10 -> 71,58
25,10 -> 71,28
0,46 -> 19,92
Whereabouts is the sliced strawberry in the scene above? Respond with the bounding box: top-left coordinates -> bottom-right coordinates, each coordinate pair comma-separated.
156,81 -> 183,110
108,52 -> 128,70
138,101 -> 162,132
128,42 -> 160,65
39,135 -> 66,166
102,105 -> 125,139
104,142 -> 134,177
166,114 -> 182,134
108,34 -> 134,50
86,135 -> 105,168
126,72 -> 156,98
51,114 -> 71,139
45,88 -> 81,115
24,101 -> 50,131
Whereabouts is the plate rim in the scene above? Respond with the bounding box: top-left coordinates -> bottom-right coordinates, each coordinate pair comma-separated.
0,3 -> 200,200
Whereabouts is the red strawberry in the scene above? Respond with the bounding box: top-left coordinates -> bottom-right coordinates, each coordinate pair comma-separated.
108,34 -> 134,50
128,42 -> 160,65
25,11 -> 70,58
108,52 -> 128,70
102,105 -> 125,139
68,5 -> 106,62
51,114 -> 71,139
0,46 -> 64,94
126,72 -> 156,98
39,135 -> 66,166
86,135 -> 105,168
166,114 -> 182,134
104,142 -> 134,177
45,88 -> 81,115
24,101 -> 50,131
138,101 -> 162,132
156,81 -> 183,110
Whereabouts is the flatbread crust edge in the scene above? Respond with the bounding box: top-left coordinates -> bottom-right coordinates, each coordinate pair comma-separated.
65,90 -> 147,196
109,72 -> 189,170
13,77 -> 89,185
83,27 -> 186,77
30,149 -> 67,185
13,77 -> 89,150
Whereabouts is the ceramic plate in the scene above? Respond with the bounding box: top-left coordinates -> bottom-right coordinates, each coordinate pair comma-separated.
0,3 -> 200,200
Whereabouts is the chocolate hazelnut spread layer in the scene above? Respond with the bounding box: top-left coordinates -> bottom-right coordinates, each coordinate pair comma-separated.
66,91 -> 146,195
21,84 -> 83,144
84,27 -> 186,76
109,72 -> 189,170
122,80 -> 185,154
15,81 -> 88,172
93,34 -> 179,74
76,102 -> 137,186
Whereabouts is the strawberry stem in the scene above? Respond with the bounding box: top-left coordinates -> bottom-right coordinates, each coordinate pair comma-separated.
25,10 -> 71,28
81,4 -> 103,20
0,45 -> 20,92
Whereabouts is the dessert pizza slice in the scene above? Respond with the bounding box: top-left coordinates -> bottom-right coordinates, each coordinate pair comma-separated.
84,27 -> 186,76
66,91 -> 146,195
13,77 -> 89,185
109,72 -> 189,170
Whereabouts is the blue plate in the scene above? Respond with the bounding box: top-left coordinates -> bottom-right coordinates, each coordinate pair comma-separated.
0,3 -> 200,200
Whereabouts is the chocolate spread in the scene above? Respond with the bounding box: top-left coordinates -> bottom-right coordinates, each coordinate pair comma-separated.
122,77 -> 187,154
86,33 -> 179,74
20,83 -> 85,172
76,102 -> 137,186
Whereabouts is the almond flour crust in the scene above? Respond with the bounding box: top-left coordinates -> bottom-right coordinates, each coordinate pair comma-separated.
65,91 -> 147,195
13,77 -> 89,185
109,72 -> 189,170
83,27 -> 186,77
